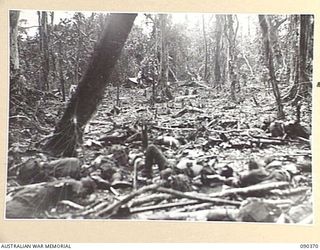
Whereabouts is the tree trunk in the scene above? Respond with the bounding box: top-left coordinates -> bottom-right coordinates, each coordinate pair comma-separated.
214,15 -> 222,88
259,15 -> 285,119
282,15 -> 299,102
226,15 -> 238,101
158,14 -> 172,100
74,14 -> 84,85
58,40 -> 66,102
44,13 -> 137,156
10,10 -> 20,71
294,14 -> 310,102
38,11 -> 50,91
158,14 -> 168,85
48,12 -> 57,87
285,15 -> 296,84
202,15 -> 208,82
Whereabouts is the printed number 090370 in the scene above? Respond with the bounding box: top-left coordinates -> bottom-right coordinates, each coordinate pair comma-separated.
300,244 -> 319,248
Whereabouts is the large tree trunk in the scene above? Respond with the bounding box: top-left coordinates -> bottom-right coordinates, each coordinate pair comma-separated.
285,15 -> 297,84
282,15 -> 300,102
259,15 -> 285,119
10,10 -> 20,71
44,13 -> 137,156
294,14 -> 311,102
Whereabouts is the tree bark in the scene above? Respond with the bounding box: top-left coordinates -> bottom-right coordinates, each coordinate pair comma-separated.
259,15 -> 285,119
10,10 -> 20,71
158,14 -> 172,100
214,15 -> 222,88
226,15 -> 239,101
202,15 -> 208,82
44,13 -> 137,156
282,15 -> 299,102
38,11 -> 50,91
158,14 -> 168,85
294,15 -> 310,102
58,40 -> 66,102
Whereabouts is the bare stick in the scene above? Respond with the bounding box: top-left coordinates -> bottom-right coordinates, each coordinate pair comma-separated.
130,193 -> 172,207
210,181 -> 290,198
130,200 -> 201,214
96,182 -> 163,217
157,187 -> 241,206
269,187 -> 310,196
142,208 -> 239,221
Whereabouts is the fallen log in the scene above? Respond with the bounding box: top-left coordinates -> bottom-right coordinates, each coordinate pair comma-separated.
179,81 -> 210,89
96,182 -> 163,217
210,181 -> 290,198
141,208 -> 239,221
174,202 -> 213,213
130,200 -> 201,214
298,214 -> 313,224
130,193 -> 172,207
269,187 -> 310,196
152,125 -> 196,131
174,94 -> 199,102
157,187 -> 241,207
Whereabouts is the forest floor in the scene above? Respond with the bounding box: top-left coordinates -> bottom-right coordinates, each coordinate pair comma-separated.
6,80 -> 313,222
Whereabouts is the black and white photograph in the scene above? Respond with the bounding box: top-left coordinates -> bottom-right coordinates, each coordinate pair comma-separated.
6,10 -> 314,222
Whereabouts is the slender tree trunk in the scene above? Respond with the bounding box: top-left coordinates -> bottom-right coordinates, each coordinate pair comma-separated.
44,13 -> 137,156
158,14 -> 172,100
214,15 -> 222,88
259,15 -> 285,119
38,11 -> 50,91
226,15 -> 239,101
247,16 -> 251,36
58,40 -> 66,102
10,10 -> 20,71
48,12 -> 57,87
159,14 -> 168,85
74,15 -> 84,85
285,15 -> 295,84
202,15 -> 208,82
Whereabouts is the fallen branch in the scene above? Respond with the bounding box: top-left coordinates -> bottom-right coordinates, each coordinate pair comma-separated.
152,125 -> 196,131
296,136 -> 310,143
6,182 -> 48,195
141,208 -> 239,221
242,52 -> 254,77
249,138 -> 286,145
130,193 -> 172,207
96,182 -> 163,217
179,81 -> 210,89
174,94 -> 199,102
157,187 -> 241,206
172,107 -> 204,118
57,200 -> 84,210
263,199 -> 294,206
298,214 -> 313,224
269,187 -> 310,196
9,115 -> 32,121
210,182 -> 290,198
174,202 -> 213,213
130,200 -> 200,214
